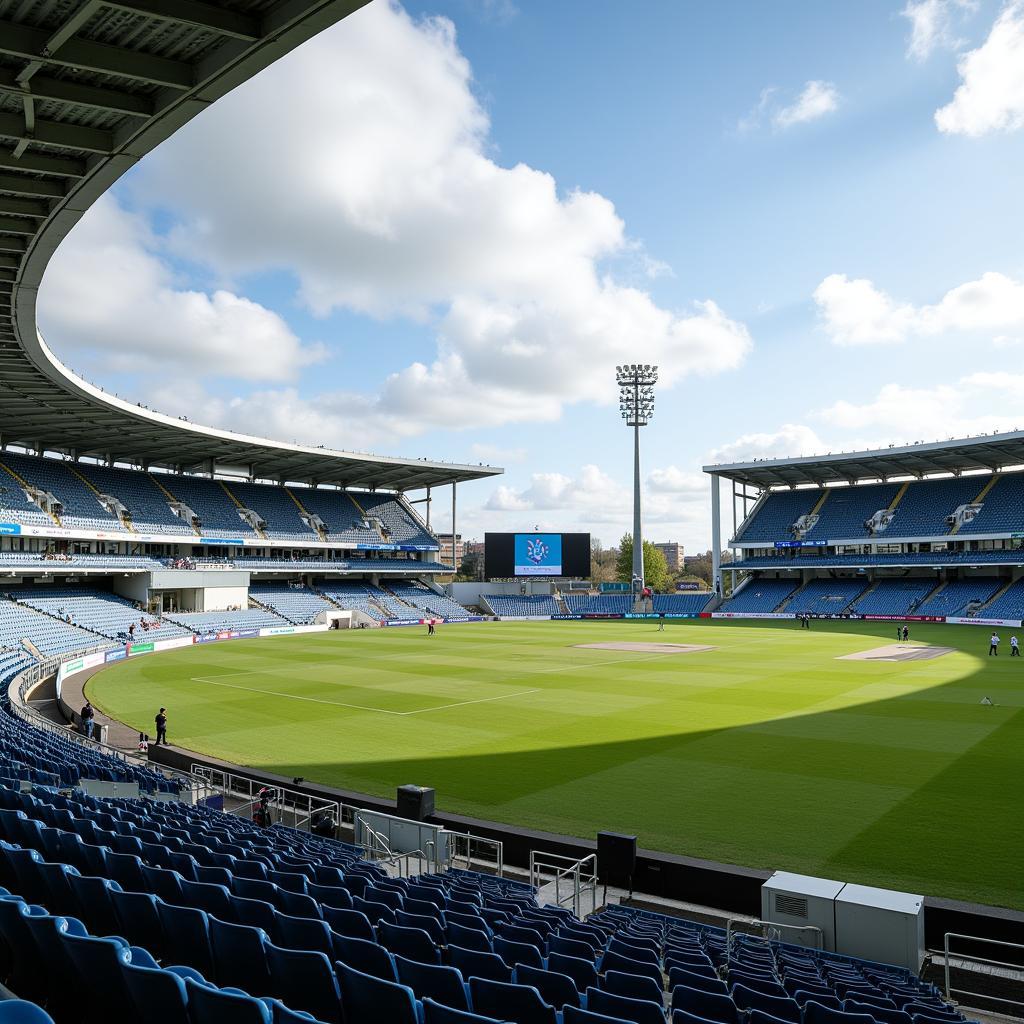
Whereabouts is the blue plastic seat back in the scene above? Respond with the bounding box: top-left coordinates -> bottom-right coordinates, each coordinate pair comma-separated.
336,959 -> 419,1024
61,931 -> 136,1020
586,985 -> 666,1024
515,964 -> 581,1009
273,910 -> 332,956
604,969 -> 663,1004
672,983 -> 740,1024
548,951 -> 598,994
232,895 -> 277,934
379,920 -> 441,965
396,908 -> 446,944
494,936 -> 544,970
469,976 -> 557,1024
156,902 -> 214,978
268,870 -> 308,895
121,958 -> 190,1024
184,978 -> 271,1024
448,921 -> 492,952
847,1003 -> 912,1024
181,879 -> 234,920
422,997 -> 506,1023
730,973 -> 787,997
333,933 -> 397,981
394,953 -> 470,1012
550,935 -> 597,961
803,1002 -> 878,1024
730,984 -> 801,1023
265,941 -> 341,1023
308,882 -> 353,910
599,950 -> 663,990
0,1000 -> 58,1023
208,916 -> 270,991
670,968 -> 726,995
500,924 -> 546,952
321,905 -> 374,941
109,889 -> 165,957
448,944 -> 513,984
364,884 -> 404,910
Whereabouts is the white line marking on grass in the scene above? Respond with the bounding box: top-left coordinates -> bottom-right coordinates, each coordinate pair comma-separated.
190,674 -> 538,717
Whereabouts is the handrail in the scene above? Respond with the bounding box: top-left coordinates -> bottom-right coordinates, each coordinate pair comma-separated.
441,829 -> 504,878
944,932 -> 1024,1012
726,918 -> 824,956
529,850 -> 598,918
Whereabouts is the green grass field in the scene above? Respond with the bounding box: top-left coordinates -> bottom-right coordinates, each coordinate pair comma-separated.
87,619 -> 1024,910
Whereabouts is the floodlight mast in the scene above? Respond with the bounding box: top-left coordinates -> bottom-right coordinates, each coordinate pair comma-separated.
616,364 -> 658,596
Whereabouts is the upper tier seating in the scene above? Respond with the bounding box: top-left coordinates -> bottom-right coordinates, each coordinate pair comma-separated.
652,594 -> 713,614
357,493 -> 436,547
717,579 -> 800,613
224,482 -> 320,543
11,588 -> 188,644
850,579 -> 937,617
730,550 -> 1024,569
158,475 -> 258,539
915,578 -> 1003,617
735,490 -> 822,544
1,453 -> 125,533
288,488 -> 388,546
787,579 -> 868,614
75,464 -> 196,535
487,594 -> 560,617
0,463 -> 54,529
249,582 -> 335,624
805,484 -> 899,540
737,474 -> 1024,546
959,472 -> 1024,535
0,553 -> 163,571
165,609 -> 289,633
233,557 -> 451,573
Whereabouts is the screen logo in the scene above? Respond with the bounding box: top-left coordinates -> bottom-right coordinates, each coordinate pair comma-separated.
514,533 -> 562,576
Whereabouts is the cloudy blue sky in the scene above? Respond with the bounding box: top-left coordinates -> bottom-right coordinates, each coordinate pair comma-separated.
37,0 -> 1024,551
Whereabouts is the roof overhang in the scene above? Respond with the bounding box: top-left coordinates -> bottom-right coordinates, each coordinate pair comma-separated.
703,432 -> 1024,489
0,0 -> 502,492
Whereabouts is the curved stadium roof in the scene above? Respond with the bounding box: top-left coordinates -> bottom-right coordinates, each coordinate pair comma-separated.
0,0 -> 500,492
704,431 -> 1024,489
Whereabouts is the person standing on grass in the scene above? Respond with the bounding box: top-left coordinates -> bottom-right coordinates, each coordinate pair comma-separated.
1011,635 -> 1020,657
990,632 -> 1000,657
902,625 -> 909,643
658,613 -> 666,632
154,707 -> 167,745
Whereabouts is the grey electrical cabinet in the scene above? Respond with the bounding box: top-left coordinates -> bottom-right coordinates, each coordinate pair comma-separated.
835,883 -> 925,972
761,871 -> 844,951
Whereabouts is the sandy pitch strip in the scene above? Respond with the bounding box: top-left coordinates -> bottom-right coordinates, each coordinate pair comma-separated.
839,644 -> 955,662
574,642 -> 717,655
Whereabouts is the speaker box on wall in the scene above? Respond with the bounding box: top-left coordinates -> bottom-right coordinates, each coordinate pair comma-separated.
598,831 -> 637,889
396,785 -> 435,821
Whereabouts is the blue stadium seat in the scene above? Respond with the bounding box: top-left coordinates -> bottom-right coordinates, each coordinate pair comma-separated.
121,957 -> 191,1023
333,933 -> 397,981
320,906 -> 374,941
803,1002 -> 877,1024
548,951 -> 599,993
184,979 -> 272,1024
0,1002 -> 57,1023
585,986 -> 666,1024
469,976 -> 558,1024
671,984 -> 740,1024
448,944 -> 514,984
422,997 -> 508,1023
395,953 -> 471,1011
264,942 -> 341,1023
515,964 -> 582,1009
336,959 -> 420,1024
494,936 -> 545,970
669,968 -> 727,994
157,902 -> 215,978
603,969 -> 664,1004
208,917 -> 271,991
730,984 -> 801,1023
598,950 -> 663,990
448,921 -> 493,952
379,920 -> 441,965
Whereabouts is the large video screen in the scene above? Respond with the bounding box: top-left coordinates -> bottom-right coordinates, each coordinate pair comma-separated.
484,532 -> 591,579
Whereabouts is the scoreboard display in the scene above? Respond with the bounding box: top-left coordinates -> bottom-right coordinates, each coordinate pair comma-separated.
484,532 -> 591,579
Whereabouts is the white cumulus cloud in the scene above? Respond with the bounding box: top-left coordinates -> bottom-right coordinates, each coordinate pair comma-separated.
813,271 -> 1024,346
772,81 -> 840,129
935,0 -> 1024,135
903,0 -> 976,61
708,424 -> 826,465
39,196 -> 321,383
101,0 -> 752,443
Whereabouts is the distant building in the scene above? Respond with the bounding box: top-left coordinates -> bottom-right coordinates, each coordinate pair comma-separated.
439,534 -> 465,567
654,541 -> 684,573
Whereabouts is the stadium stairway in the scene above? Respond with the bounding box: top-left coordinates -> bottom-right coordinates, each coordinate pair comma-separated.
949,476 -> 999,536
248,595 -> 298,626
283,486 -> 327,541
147,473 -> 202,536
976,578 -> 1017,615
776,581 -> 809,613
218,482 -> 268,540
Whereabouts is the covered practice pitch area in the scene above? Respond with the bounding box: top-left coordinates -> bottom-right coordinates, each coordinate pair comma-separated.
88,619 -> 1024,910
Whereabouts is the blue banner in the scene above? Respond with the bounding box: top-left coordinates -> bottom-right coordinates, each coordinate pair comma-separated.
774,540 -> 828,548
199,537 -> 245,545
104,649 -> 127,663
0,523 -> 21,535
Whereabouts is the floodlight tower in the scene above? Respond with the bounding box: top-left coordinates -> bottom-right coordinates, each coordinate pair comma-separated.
616,364 -> 658,595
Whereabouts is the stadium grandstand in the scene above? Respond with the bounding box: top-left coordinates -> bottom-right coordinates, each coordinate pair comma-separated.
705,433 -> 1024,623
0,1 -> 1014,1021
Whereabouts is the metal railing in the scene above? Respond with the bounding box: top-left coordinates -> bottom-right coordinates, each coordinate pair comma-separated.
442,829 -> 503,878
726,918 -> 824,956
529,850 -> 598,918
943,933 -> 1024,1013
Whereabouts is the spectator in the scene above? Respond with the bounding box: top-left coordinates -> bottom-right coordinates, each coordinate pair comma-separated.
154,707 -> 167,745
80,701 -> 95,739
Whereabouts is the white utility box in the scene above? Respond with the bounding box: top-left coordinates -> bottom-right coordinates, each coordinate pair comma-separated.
761,871 -> 845,951
835,883 -> 925,972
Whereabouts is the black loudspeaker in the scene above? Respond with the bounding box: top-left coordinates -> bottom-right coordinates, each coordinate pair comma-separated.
597,831 -> 637,889
397,785 -> 435,822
